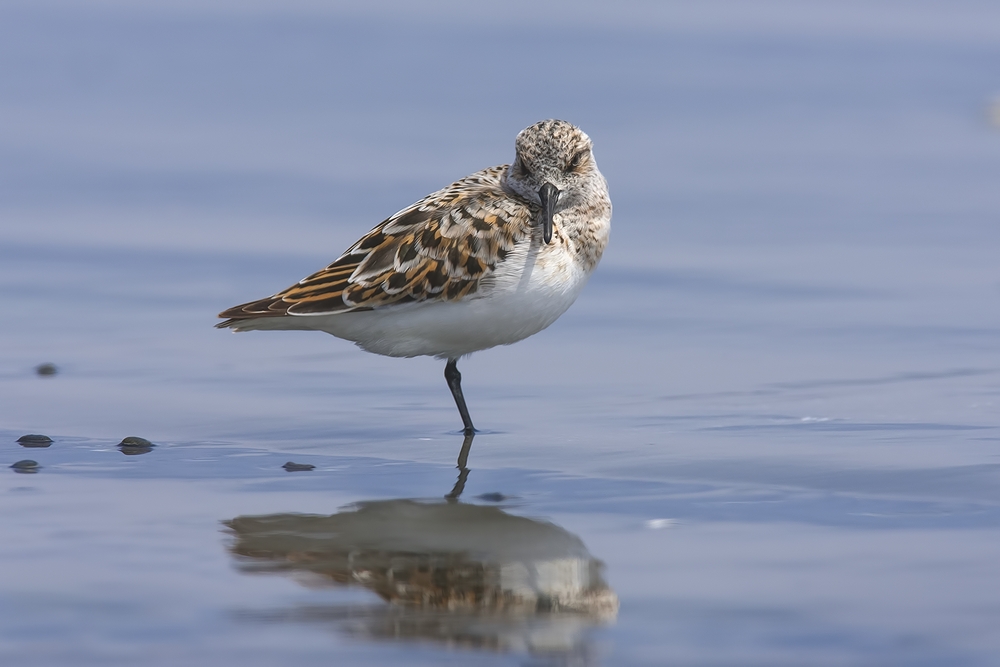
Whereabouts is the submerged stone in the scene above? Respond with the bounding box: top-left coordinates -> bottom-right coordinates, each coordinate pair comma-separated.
11,460 -> 40,473
282,461 -> 315,472
119,436 -> 154,447
35,363 -> 58,376
17,434 -> 53,448
118,436 -> 155,455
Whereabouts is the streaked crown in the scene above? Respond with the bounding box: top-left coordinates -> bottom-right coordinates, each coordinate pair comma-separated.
505,119 -> 602,208
515,120 -> 593,176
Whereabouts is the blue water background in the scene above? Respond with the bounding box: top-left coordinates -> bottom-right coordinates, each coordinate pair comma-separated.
2,2 -> 1000,665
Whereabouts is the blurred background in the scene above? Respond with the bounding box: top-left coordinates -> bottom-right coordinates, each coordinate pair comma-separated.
2,1 -> 999,665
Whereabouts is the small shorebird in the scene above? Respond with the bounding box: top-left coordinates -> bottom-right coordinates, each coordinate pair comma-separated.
218,119 -> 611,435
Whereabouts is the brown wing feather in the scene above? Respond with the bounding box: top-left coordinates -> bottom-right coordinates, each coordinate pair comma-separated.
217,165 -> 534,325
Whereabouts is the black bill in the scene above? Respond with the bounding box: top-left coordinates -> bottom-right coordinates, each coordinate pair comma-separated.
537,182 -> 561,244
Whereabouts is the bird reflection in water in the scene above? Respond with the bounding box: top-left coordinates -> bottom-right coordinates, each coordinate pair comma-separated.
224,434 -> 618,656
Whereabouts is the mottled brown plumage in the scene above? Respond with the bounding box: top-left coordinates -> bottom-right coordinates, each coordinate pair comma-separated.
217,165 -> 534,323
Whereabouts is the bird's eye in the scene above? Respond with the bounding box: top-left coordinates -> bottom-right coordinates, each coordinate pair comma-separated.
518,157 -> 533,177
566,150 -> 589,171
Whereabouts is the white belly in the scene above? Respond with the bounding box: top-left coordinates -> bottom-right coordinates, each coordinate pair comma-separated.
236,244 -> 594,359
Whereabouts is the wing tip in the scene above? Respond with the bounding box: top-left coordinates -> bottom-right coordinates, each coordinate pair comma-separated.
216,298 -> 287,326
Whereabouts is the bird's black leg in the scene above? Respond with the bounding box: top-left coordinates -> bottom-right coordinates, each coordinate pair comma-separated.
444,358 -> 476,436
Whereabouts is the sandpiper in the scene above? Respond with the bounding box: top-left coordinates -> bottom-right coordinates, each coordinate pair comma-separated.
218,119 -> 612,435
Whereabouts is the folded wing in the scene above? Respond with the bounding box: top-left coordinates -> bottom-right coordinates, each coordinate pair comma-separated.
217,165 -> 534,326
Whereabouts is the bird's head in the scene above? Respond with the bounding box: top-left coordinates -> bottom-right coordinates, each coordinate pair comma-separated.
505,119 -> 601,244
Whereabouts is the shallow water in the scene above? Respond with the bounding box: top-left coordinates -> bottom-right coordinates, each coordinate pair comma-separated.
3,2 -> 1000,665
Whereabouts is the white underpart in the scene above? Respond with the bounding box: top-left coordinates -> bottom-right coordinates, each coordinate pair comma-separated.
230,237 -> 594,359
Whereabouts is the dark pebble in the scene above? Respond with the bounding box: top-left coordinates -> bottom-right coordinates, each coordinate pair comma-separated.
17,434 -> 53,448
35,363 -> 58,376
282,461 -> 315,472
119,436 -> 154,447
476,492 -> 508,502
118,436 -> 155,455
11,460 -> 40,473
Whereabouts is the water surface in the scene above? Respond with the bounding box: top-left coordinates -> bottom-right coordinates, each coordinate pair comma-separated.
2,2 -> 1000,665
